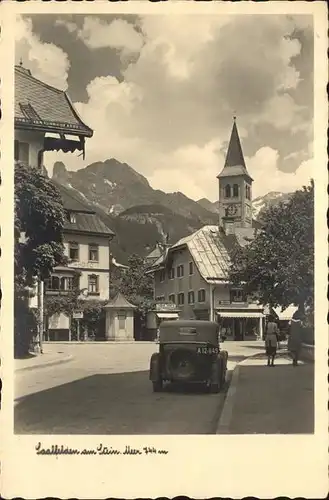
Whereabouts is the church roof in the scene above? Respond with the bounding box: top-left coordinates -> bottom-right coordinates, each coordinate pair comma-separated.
15,65 -> 93,137
104,292 -> 136,309
217,119 -> 253,181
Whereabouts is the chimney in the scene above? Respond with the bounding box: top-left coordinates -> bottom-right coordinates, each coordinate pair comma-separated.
222,216 -> 235,235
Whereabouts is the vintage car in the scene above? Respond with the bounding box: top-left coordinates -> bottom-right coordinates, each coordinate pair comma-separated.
149,320 -> 228,393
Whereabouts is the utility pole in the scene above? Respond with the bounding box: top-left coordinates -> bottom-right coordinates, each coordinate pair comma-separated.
37,279 -> 44,353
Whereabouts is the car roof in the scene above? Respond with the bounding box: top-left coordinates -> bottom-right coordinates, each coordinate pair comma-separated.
160,320 -> 219,329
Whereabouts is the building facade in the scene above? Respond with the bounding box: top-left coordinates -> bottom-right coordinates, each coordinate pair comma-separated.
147,119 -> 265,340
15,63 -> 93,168
45,183 -> 115,340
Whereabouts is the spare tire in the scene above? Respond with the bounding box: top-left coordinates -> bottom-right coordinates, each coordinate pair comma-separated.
166,349 -> 197,381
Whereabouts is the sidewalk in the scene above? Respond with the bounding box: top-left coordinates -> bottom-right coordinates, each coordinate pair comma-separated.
15,349 -> 73,372
217,352 -> 314,434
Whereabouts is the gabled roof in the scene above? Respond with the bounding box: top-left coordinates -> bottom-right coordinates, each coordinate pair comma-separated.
104,292 -> 136,309
52,180 -> 94,213
150,225 -> 257,284
217,119 -> 253,181
51,181 -> 114,237
64,212 -> 114,236
15,65 -> 93,137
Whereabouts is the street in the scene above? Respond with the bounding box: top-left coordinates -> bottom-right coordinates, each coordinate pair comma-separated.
15,341 -> 263,434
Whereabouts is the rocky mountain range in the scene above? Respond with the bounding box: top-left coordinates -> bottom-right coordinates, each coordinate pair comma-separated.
52,159 -> 292,264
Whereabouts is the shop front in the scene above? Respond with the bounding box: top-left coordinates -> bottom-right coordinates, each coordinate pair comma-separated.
146,302 -> 180,341
217,307 -> 265,340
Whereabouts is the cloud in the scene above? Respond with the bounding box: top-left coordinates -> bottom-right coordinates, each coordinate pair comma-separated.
15,15 -> 70,91
247,147 -> 313,199
39,14 -> 313,200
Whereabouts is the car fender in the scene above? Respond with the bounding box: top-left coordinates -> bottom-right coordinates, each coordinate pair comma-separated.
149,352 -> 161,381
219,350 -> 228,368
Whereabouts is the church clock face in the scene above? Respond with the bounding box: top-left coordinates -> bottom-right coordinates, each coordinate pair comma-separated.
227,204 -> 238,216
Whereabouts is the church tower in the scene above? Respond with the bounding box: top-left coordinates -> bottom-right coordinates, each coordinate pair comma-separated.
217,117 -> 253,231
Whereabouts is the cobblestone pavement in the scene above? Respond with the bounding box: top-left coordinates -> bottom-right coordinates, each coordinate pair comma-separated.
15,341 -> 264,435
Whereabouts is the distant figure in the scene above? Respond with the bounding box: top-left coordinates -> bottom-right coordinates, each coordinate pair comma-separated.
265,315 -> 279,366
288,310 -> 303,366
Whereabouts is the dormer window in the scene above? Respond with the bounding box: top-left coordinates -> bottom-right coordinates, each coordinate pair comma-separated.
69,213 -> 76,224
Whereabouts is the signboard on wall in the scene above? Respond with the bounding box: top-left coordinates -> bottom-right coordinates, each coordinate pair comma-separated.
73,311 -> 83,319
155,302 -> 177,312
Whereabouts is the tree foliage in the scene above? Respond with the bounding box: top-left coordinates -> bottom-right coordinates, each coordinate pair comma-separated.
111,254 -> 155,320
15,161 -> 67,294
230,181 -> 314,312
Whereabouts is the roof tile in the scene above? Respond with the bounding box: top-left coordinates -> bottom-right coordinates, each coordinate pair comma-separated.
15,65 -> 93,137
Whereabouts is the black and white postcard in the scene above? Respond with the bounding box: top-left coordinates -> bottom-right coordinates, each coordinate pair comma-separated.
0,1 -> 328,498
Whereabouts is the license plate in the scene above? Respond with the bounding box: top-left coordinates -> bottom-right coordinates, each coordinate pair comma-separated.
196,346 -> 219,355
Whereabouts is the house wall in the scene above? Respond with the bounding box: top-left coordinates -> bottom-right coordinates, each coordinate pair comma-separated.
52,232 -> 111,301
105,309 -> 134,341
154,247 -> 232,320
15,129 -> 45,168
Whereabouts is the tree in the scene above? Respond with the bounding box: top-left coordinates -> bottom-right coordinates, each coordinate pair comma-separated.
111,254 -> 155,337
15,161 -> 67,292
15,161 -> 67,355
230,181 -> 314,314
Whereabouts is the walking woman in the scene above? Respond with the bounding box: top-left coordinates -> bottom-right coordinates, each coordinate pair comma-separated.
265,315 -> 279,366
288,310 -> 303,366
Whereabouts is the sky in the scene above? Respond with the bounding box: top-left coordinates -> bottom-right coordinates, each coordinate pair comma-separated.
15,13 -> 314,201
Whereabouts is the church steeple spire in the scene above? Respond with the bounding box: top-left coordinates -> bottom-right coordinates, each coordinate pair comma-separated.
224,116 -> 246,168
217,117 -> 254,230
217,117 -> 252,180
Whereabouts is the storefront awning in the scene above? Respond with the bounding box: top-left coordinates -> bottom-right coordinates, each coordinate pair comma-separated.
157,312 -> 179,319
218,312 -> 264,318
273,305 -> 298,321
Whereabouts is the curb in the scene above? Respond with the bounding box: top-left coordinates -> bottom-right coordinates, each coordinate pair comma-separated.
16,354 -> 74,373
216,351 -> 265,434
216,364 -> 240,434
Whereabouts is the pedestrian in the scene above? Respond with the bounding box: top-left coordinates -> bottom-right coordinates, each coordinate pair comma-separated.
288,310 -> 303,366
264,315 -> 279,366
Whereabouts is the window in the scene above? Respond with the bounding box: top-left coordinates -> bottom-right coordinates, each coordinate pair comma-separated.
118,312 -> 127,330
189,262 -> 194,275
198,289 -> 206,303
177,264 -> 184,278
168,267 -> 175,280
225,184 -> 231,198
188,291 -> 195,304
159,269 -> 166,282
89,244 -> 99,262
46,276 -> 73,291
233,184 -> 239,197
69,242 -> 79,261
69,213 -> 77,224
14,140 -> 29,164
60,277 -> 74,291
20,103 -> 41,121
155,295 -> 165,302
245,185 -> 251,200
169,294 -> 175,303
230,289 -> 245,303
88,274 -> 99,294
178,292 -> 185,305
